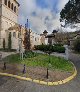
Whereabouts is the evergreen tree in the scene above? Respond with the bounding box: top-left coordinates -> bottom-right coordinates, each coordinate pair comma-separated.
23,28 -> 31,51
3,38 -> 5,50
8,32 -> 12,50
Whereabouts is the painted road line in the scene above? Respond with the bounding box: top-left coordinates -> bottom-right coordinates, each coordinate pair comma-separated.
0,63 -> 77,86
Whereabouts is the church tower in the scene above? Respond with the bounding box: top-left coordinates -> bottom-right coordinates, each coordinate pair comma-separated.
0,0 -> 20,48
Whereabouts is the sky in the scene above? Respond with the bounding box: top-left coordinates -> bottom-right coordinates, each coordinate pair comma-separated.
18,0 -> 72,34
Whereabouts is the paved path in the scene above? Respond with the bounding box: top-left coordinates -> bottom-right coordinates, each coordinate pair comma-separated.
0,52 -> 80,92
33,50 -> 66,58
0,51 -> 16,59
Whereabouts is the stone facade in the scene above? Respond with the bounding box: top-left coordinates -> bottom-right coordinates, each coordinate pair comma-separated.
0,0 -> 19,48
8,25 -> 25,50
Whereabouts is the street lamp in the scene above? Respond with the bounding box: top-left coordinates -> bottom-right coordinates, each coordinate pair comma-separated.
19,25 -> 23,60
46,50 -> 52,79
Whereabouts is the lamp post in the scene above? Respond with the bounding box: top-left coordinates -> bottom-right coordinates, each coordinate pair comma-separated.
24,19 -> 31,51
19,25 -> 23,60
46,50 -> 52,79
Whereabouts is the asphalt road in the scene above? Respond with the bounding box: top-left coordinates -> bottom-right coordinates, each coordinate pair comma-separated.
0,52 -> 80,92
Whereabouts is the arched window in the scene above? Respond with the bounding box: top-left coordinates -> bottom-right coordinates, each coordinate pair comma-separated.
4,0 -> 7,5
11,3 -> 14,10
8,1 -> 11,8
13,32 -> 16,38
14,6 -> 16,13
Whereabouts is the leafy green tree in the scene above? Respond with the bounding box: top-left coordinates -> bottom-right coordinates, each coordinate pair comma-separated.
3,38 -> 5,50
8,32 -> 12,50
60,0 -> 80,24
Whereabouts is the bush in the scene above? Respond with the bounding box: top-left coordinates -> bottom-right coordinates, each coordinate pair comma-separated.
35,44 -> 65,53
24,51 -> 38,58
54,43 -> 63,47
74,38 -> 80,52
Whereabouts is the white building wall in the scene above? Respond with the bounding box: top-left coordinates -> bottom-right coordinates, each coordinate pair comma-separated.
45,38 -> 48,45
30,32 -> 41,49
11,30 -> 19,50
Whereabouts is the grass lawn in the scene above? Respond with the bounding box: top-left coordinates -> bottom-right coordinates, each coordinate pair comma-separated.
3,52 -> 74,72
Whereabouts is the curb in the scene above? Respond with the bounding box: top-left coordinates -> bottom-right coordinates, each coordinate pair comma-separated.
0,66 -> 77,86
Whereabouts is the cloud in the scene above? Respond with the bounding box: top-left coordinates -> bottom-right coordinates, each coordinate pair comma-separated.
18,0 -> 70,34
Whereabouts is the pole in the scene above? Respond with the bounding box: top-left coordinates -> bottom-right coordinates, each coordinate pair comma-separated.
3,62 -> 6,70
49,53 -> 50,63
19,25 -> 23,60
46,68 -> 48,79
23,64 -> 26,74
65,45 -> 69,60
29,29 -> 31,50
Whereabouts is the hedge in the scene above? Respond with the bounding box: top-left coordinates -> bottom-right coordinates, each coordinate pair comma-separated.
74,38 -> 80,52
34,44 -> 65,53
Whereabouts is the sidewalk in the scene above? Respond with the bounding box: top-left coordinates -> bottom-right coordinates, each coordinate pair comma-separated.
33,50 -> 66,59
0,51 -> 16,59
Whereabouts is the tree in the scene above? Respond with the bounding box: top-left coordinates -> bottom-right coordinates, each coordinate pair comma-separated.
8,32 -> 12,50
60,0 -> 80,24
23,28 -> 31,51
3,38 -> 5,50
74,38 -> 80,52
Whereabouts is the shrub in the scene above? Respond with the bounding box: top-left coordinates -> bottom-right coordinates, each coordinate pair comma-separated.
35,44 -> 65,53
56,46 -> 65,53
74,38 -> 80,52
24,51 -> 38,58
54,43 -> 63,47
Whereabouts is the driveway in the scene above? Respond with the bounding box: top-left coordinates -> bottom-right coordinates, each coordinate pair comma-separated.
0,51 -> 80,92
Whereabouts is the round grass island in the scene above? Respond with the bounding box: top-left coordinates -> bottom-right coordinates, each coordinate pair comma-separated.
2,52 -> 75,82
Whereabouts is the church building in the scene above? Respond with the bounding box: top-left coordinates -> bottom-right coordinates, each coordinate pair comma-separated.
0,0 -> 19,48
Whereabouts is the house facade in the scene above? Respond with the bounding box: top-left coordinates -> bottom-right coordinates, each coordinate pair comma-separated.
30,31 -> 41,49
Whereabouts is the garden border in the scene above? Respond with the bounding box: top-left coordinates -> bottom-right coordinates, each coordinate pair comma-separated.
0,63 -> 77,86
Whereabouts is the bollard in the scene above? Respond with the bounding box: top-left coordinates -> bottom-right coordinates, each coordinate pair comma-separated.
3,62 -> 6,70
22,64 -> 26,74
46,68 -> 48,79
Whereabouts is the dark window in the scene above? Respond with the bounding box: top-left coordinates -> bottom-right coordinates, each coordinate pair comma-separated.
14,6 -> 16,13
4,0 -> 7,5
35,38 -> 36,41
11,3 -> 14,10
13,32 -> 16,38
8,1 -> 11,8
18,33 -> 20,38
9,32 -> 11,35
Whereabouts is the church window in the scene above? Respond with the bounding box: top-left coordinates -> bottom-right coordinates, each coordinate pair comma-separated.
8,1 -> 11,8
13,32 -> 16,38
14,6 -> 16,13
18,33 -> 20,38
11,3 -> 14,10
4,0 -> 7,5
35,38 -> 36,41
